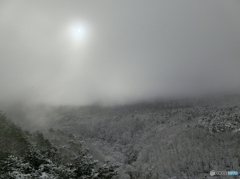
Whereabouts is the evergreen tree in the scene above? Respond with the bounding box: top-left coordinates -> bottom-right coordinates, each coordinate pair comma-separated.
0,112 -> 119,178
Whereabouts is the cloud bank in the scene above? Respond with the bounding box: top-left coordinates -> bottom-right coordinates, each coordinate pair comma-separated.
0,0 -> 240,106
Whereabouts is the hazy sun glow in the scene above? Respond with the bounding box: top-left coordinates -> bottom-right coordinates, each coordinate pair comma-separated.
69,22 -> 89,41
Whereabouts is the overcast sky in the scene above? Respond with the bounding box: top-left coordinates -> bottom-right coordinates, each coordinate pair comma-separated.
1,0 -> 240,106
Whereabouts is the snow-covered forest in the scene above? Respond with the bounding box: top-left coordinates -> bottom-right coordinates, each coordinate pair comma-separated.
1,1 -> 240,178
0,112 -> 118,178
2,94 -> 240,178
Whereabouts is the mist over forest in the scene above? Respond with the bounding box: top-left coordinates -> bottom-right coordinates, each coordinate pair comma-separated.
1,0 -> 240,178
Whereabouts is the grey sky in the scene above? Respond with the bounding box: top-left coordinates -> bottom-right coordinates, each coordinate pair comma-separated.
1,0 -> 240,106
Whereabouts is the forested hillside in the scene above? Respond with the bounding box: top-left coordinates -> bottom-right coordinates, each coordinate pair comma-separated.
47,96 -> 240,179
0,111 -> 118,179
2,95 -> 240,178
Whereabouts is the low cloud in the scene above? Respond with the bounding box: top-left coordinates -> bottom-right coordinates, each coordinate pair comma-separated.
0,0 -> 240,107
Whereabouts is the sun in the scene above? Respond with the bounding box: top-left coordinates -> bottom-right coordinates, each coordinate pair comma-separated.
69,22 -> 89,41
76,25 -> 87,39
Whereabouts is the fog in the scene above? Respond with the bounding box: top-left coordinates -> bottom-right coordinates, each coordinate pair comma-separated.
1,0 -> 240,107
